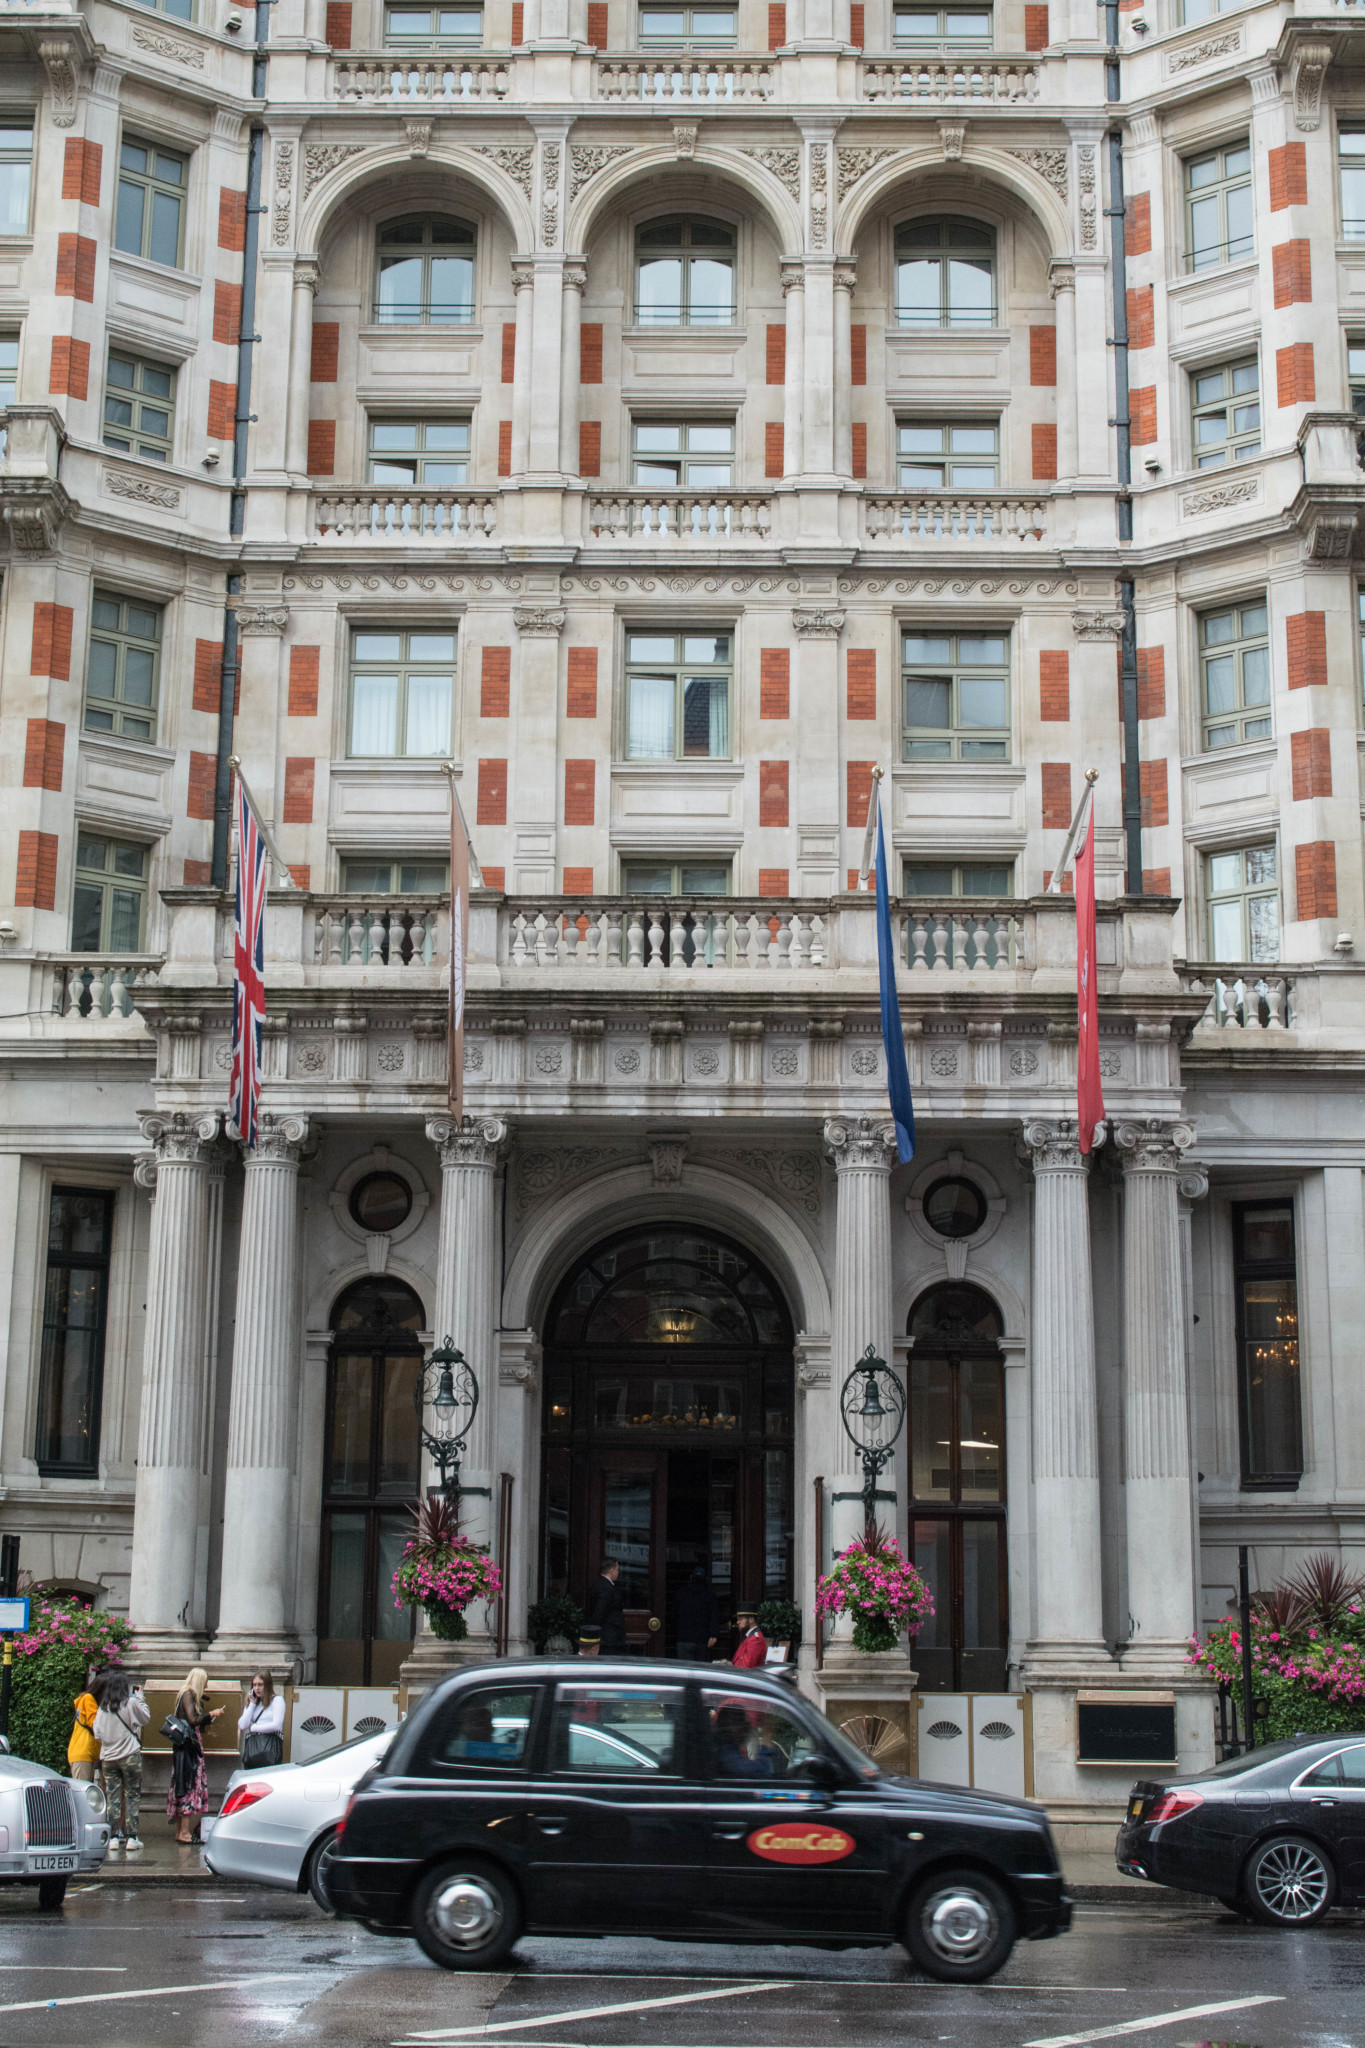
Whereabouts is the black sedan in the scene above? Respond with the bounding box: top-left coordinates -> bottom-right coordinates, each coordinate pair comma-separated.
329,1659 -> 1070,1981
1117,1730 -> 1365,1925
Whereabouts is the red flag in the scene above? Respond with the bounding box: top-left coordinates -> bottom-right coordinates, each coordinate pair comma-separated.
229,777 -> 267,1148
1075,807 -> 1105,1153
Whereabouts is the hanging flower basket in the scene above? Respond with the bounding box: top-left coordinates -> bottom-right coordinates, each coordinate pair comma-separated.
816,1531 -> 935,1655
392,1498 -> 502,1640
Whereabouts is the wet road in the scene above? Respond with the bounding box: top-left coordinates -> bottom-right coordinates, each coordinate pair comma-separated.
0,1886 -> 1356,2048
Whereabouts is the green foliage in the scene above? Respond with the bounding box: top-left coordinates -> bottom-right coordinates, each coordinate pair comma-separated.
8,1598 -> 132,1776
851,1612 -> 900,1654
424,1604 -> 468,1642
1190,1552 -> 1365,1744
755,1599 -> 802,1651
528,1592 -> 582,1654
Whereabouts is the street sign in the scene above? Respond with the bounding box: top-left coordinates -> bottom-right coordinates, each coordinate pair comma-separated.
0,1598 -> 30,1634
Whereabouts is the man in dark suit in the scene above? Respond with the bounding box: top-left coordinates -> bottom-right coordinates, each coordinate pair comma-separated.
585,1557 -> 627,1651
673,1566 -> 719,1661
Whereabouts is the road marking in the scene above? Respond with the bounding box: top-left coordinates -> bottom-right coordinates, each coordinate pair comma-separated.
0,1967 -> 128,1973
399,1980 -> 794,2045
0,1972 -> 313,2017
1022,1993 -> 1284,2048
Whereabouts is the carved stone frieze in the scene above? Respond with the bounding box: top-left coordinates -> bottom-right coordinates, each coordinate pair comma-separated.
1009,145 -> 1067,197
272,140 -> 294,246
303,143 -> 364,197
836,146 -> 896,200
743,145 -> 801,198
569,144 -> 633,202
513,1144 -> 633,1213
541,140 -> 560,244
1181,476 -> 1258,519
514,606 -> 566,637
809,142 -> 828,246
1071,608 -> 1126,641
1166,26 -> 1241,74
130,21 -> 205,65
102,468 -> 182,510
711,1148 -> 822,1216
1076,143 -> 1097,250
234,605 -> 289,637
475,145 -> 534,196
791,607 -> 845,638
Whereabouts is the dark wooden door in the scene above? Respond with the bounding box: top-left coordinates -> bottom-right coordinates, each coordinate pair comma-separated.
589,1451 -> 667,1654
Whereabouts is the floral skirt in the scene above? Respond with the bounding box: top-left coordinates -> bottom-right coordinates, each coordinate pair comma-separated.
165,1740 -> 208,1820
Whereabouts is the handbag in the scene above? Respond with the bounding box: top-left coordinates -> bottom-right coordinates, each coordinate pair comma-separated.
160,1713 -> 194,1745
241,1729 -> 283,1769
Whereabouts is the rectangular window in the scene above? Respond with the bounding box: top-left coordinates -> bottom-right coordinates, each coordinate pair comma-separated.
132,0 -> 195,18
894,4 -> 991,38
895,218 -> 996,327
1206,844 -> 1278,963
632,420 -> 734,488
348,627 -> 455,757
0,122 -> 32,236
1180,0 -> 1224,17
35,1188 -> 114,1478
384,2 -> 484,39
621,860 -> 731,893
904,862 -> 1012,896
902,630 -> 1009,761
1185,140 -> 1253,272
1199,599 -> 1269,751
0,329 -> 17,462
625,630 -> 731,761
639,4 -> 738,43
1191,359 -> 1259,470
1349,338 -> 1365,421
897,420 -> 998,490
550,1684 -> 685,1775
368,418 -> 470,488
103,350 -> 176,464
114,138 -> 186,270
340,857 -> 449,893
85,592 -> 162,742
71,834 -> 149,953
1233,1200 -> 1302,1489
1341,129 -> 1365,239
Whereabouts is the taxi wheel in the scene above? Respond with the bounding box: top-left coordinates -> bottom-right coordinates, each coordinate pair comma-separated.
905,1870 -> 1016,1983
305,1828 -> 341,1914
411,1857 -> 521,1970
1244,1835 -> 1335,1927
36,1879 -> 68,1912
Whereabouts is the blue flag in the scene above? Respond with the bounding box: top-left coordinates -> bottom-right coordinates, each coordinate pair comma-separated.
874,804 -> 915,1164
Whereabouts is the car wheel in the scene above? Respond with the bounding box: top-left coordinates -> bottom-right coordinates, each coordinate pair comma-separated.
410,1857 -> 521,1971
36,1878 -> 67,1911
904,1869 -> 1016,1983
305,1828 -> 341,1914
1244,1835 -> 1335,1927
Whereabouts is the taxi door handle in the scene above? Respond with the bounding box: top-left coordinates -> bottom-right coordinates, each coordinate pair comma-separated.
535,1816 -> 568,1835
712,1825 -> 747,1840
1312,1797 -> 1337,1807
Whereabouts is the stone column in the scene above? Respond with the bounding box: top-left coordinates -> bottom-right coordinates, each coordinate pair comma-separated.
424,1115 -> 510,1553
1019,1119 -> 1109,1672
1115,1119 -> 1198,1670
510,258 -> 536,477
1050,261 -> 1077,482
558,259 -> 586,476
285,257 -> 319,481
127,1112 -> 221,1669
781,262 -> 805,479
824,1115 -> 896,1381
211,1113 -> 309,1671
832,260 -> 855,478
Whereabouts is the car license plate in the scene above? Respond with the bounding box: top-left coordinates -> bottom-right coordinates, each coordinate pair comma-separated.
31,1856 -> 75,1872
1128,1798 -> 1144,1820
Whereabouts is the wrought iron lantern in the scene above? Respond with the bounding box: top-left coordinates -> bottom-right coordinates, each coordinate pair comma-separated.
415,1336 -> 479,1504
840,1343 -> 907,1532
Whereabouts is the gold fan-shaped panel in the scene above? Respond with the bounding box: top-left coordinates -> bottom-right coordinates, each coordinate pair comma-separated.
839,1713 -> 908,1767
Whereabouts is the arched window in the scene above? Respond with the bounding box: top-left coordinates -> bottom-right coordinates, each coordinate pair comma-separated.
635,216 -> 736,327
374,214 -> 476,325
895,216 -> 996,328
907,1282 -> 1007,1692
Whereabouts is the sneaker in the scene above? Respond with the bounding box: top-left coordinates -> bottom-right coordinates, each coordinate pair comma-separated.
124,1838 -> 143,1853
107,1838 -> 123,1854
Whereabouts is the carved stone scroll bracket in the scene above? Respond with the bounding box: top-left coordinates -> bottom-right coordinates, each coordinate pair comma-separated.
1291,39 -> 1332,130
648,1129 -> 689,1186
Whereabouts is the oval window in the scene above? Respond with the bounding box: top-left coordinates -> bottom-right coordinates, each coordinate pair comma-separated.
349,1171 -> 413,1234
921,1177 -> 987,1240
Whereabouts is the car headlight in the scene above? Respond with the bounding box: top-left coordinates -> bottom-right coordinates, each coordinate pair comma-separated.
83,1784 -> 106,1816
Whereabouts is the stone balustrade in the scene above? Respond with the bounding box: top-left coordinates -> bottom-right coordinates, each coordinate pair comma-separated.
52,955 -> 162,1022
860,56 -> 1041,100
310,896 -> 445,970
897,902 -> 1022,973
311,490 -> 499,541
595,56 -> 775,99
863,491 -> 1049,544
585,491 -> 773,542
505,897 -> 829,972
1180,964 -> 1296,1032
331,54 -> 511,98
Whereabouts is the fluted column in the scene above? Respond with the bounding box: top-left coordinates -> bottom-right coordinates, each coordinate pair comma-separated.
1050,261 -> 1078,482
425,1115 -> 510,1555
1020,1119 -> 1108,1672
832,260 -> 855,478
128,1111 -> 221,1667
510,258 -> 536,477
823,1118 -> 897,1605
558,259 -> 586,475
211,1113 -> 309,1668
1116,1119 -> 1198,1670
285,256 -> 319,481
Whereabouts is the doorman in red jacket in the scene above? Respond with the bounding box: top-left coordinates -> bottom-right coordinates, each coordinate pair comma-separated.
731,1604 -> 768,1668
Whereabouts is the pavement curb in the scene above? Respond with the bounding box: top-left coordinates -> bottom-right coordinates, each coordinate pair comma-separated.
85,1870 -> 1171,1905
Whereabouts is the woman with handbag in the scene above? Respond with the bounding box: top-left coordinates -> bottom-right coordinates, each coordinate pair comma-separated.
237,1671 -> 285,1770
164,1667 -> 222,1846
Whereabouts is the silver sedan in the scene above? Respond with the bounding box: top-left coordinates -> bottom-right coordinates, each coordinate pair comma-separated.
203,1730 -> 389,1909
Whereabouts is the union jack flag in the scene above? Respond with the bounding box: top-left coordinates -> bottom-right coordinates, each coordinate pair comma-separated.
229,778 -> 267,1148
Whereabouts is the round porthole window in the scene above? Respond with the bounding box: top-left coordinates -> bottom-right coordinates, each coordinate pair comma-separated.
921,1177 -> 988,1241
348,1170 -> 413,1235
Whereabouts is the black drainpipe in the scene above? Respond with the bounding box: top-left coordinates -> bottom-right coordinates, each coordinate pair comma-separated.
211,0 -> 271,889
1105,79 -> 1145,894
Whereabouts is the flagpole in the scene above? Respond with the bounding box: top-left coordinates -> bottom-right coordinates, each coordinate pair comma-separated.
226,757 -> 299,890
855,765 -> 885,890
1044,767 -> 1100,894
443,761 -> 483,886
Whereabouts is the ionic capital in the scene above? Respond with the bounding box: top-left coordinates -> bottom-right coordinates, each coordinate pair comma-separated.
427,1113 -> 510,1169
138,1109 -> 221,1164
1019,1118 -> 1102,1173
248,1111 -> 310,1163
823,1115 -> 897,1172
1114,1118 -> 1196,1175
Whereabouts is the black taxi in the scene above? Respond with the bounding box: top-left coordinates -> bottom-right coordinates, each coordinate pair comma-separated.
328,1659 -> 1070,1981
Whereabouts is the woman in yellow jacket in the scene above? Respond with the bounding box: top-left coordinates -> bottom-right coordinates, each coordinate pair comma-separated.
67,1674 -> 101,1783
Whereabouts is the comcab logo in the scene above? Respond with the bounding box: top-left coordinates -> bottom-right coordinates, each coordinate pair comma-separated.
745,1822 -> 856,1865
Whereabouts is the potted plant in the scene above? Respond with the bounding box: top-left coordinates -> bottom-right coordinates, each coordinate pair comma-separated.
755,1598 -> 802,1659
815,1529 -> 934,1654
392,1498 -> 502,1643
527,1592 -> 582,1655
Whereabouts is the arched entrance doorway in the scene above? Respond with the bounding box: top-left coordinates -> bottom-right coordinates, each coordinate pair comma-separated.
541,1226 -> 795,1655
317,1277 -> 424,1686
907,1282 -> 1008,1693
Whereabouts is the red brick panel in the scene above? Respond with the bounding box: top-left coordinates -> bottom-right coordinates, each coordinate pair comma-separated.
1136,646 -> 1165,720
578,421 -> 601,477
1269,141 -> 1307,211
192,639 -> 224,714
564,759 -> 595,826
1041,761 -> 1071,829
768,2 -> 786,46
847,760 -> 875,827
1039,650 -> 1069,721
1042,869 -> 1074,895
209,381 -> 239,442
480,865 -> 506,892
1287,611 -> 1327,689
55,233 -> 96,302
15,831 -> 58,911
23,719 -> 64,792
759,759 -> 789,827
218,188 -> 247,253
183,859 -> 212,886
563,865 -> 594,893
48,336 -> 90,400
62,138 -> 102,207
306,418 -> 335,473
586,0 -> 607,37
1127,284 -> 1154,350
511,0 -> 523,38
760,648 -> 790,719
1142,868 -> 1171,895
288,864 -> 311,890
1291,727 -> 1333,801
766,323 -> 785,386
1029,326 -> 1057,386
849,0 -> 864,41
580,323 -> 603,383
282,757 -> 315,824
1276,342 -> 1315,407
213,280 -> 243,346
498,420 -> 513,475
1129,385 -> 1157,446
851,325 -> 866,385
1139,757 -> 1168,828
1023,2 -> 1048,47
847,648 -> 876,720
1272,239 -> 1312,307
477,758 -> 507,825
310,322 -> 339,382
1295,840 -> 1338,921
187,752 -> 217,821
1124,193 -> 1151,257
31,604 -> 74,681
851,422 -> 867,479
765,422 -> 784,478
1032,423 -> 1057,479
566,647 -> 598,718
480,645 -> 511,719
501,322 -> 516,383
325,0 -> 352,42
758,869 -> 790,897
288,645 -> 320,717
